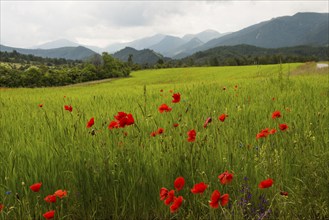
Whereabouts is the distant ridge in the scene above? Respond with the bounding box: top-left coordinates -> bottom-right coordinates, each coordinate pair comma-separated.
0,44 -> 98,60
112,47 -> 169,65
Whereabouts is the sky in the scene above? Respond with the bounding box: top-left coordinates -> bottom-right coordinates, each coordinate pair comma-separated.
1,0 -> 328,48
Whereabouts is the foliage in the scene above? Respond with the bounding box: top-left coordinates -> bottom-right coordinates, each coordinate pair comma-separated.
0,52 -> 131,87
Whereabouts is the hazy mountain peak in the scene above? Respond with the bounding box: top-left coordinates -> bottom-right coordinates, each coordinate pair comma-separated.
33,39 -> 79,49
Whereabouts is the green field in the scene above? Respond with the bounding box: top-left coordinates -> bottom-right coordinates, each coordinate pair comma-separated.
1,63 -> 328,219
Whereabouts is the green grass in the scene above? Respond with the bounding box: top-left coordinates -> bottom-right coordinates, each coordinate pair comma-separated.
0,63 -> 328,219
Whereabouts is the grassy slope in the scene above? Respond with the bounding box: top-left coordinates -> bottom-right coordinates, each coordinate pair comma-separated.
1,63 -> 328,219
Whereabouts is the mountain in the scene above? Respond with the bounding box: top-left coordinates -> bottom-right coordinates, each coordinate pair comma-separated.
173,38 -> 204,59
182,29 -> 226,42
112,47 -> 168,65
33,39 -> 79,49
0,44 -> 98,60
196,12 -> 329,52
149,36 -> 187,57
181,44 -> 329,66
33,39 -> 104,53
106,34 -> 165,53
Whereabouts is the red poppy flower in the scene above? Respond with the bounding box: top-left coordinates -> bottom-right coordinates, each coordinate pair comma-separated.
209,190 -> 229,208
54,189 -> 67,198
272,110 -> 281,119
0,204 -> 4,212
187,129 -> 196,142
86,117 -> 94,128
258,178 -> 274,189
174,177 -> 185,191
173,123 -> 179,127
157,128 -> 164,135
218,171 -> 233,185
191,182 -> 207,194
114,112 -> 134,127
256,128 -> 270,139
108,120 -> 119,129
30,182 -> 42,192
160,89 -> 163,92
272,97 -> 275,101
218,114 -> 228,122
158,104 -> 172,113
64,105 -> 72,112
150,131 -> 157,137
44,194 -> 57,203
160,187 -> 169,200
234,85 -> 238,90
43,210 -> 55,219
280,191 -> 288,196
172,93 -> 181,103
269,129 -> 277,134
164,190 -> 175,205
203,117 -> 212,128
170,196 -> 183,213
169,90 -> 173,93
220,193 -> 229,206
209,190 -> 221,208
38,104 -> 43,108
279,123 -> 288,131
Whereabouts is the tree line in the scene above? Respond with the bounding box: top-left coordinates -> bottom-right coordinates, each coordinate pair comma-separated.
0,52 -> 130,87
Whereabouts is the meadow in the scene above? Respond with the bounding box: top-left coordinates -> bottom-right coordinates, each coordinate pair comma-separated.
0,63 -> 328,219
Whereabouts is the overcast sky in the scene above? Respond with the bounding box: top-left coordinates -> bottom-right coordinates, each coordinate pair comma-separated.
1,1 -> 328,48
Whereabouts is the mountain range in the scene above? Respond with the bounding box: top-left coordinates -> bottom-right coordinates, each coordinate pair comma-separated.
0,12 -> 327,62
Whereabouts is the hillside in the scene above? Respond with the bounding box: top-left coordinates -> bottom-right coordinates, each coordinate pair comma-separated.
181,12 -> 329,57
180,44 -> 329,66
112,47 -> 169,66
0,44 -> 98,60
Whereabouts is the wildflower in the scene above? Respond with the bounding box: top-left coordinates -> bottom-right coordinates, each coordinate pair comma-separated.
44,195 -> 56,203
43,210 -> 55,219
54,189 -> 67,198
108,120 -> 119,129
0,204 -> 4,212
30,182 -> 42,192
160,187 -> 168,200
169,90 -> 173,93
150,131 -> 157,137
38,104 -> 43,108
174,177 -> 185,191
209,190 -> 229,208
220,193 -> 229,206
272,111 -> 281,119
86,117 -> 94,128
218,171 -> 233,185
256,128 -> 270,139
280,191 -> 288,196
187,129 -> 196,142
115,112 -> 135,127
64,105 -> 72,112
269,129 -> 277,134
259,178 -> 274,189
172,93 -> 181,103
157,128 -> 164,135
164,190 -> 175,205
223,86 -> 226,90
279,123 -> 288,131
218,114 -> 228,122
234,85 -> 238,90
158,104 -> 172,113
173,123 -> 179,127
191,182 -> 207,194
170,196 -> 183,213
160,89 -> 163,92
203,117 -> 212,128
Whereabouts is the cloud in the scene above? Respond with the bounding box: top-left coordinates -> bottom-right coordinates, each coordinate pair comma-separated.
1,1 -> 328,48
